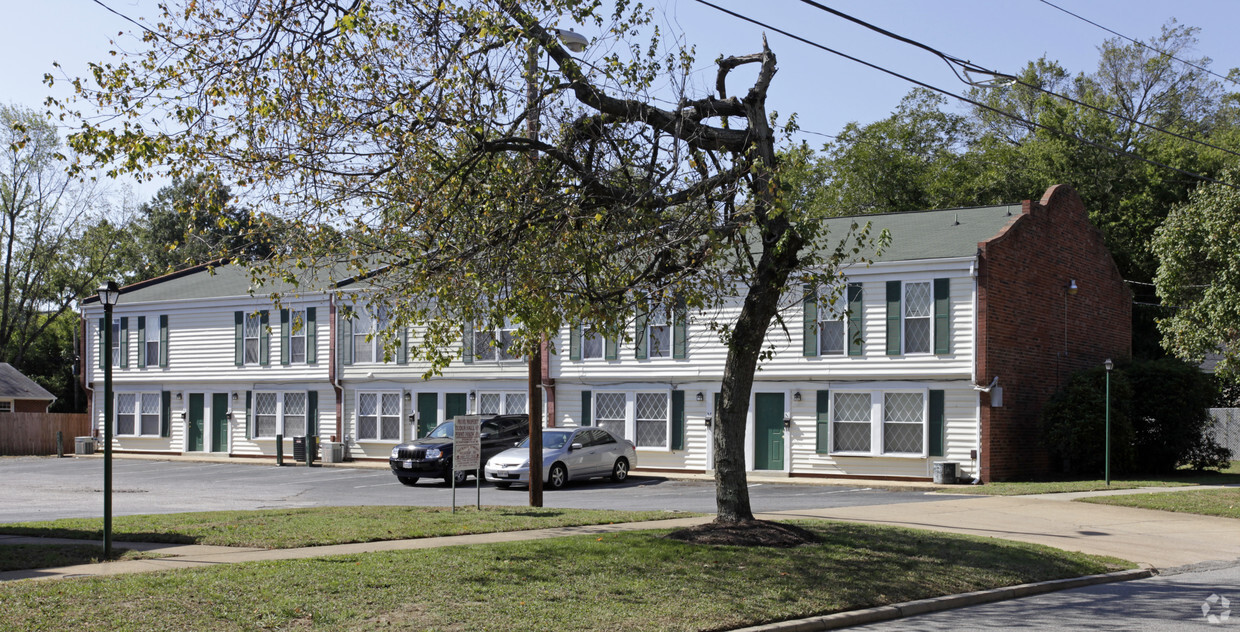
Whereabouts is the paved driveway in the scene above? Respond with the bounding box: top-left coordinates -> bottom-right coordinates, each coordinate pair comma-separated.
0,456 -> 961,523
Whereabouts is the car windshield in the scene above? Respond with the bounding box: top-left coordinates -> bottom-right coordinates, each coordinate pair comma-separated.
518,431 -> 571,450
427,422 -> 454,438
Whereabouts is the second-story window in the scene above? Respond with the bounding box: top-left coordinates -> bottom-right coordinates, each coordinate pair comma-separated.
289,309 -> 307,364
111,319 -> 122,367
819,302 -> 846,355
244,313 -> 262,364
582,326 -> 604,359
904,281 -> 932,354
647,307 -> 671,358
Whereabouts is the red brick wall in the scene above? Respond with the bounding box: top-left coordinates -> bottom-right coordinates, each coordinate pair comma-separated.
976,185 -> 1131,481
13,399 -> 51,413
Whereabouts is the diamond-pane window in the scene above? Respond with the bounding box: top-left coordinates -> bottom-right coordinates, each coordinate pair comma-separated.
505,393 -> 527,414
283,392 -> 306,437
244,313 -> 261,364
140,393 -> 161,435
116,393 -> 136,435
832,392 -> 871,453
256,392 -> 278,437
595,393 -> 626,439
479,393 -> 501,415
380,393 -> 401,440
290,310 -> 306,364
357,392 -> 378,440
635,392 -> 667,447
883,392 -> 924,454
904,282 -> 931,353
582,327 -> 604,359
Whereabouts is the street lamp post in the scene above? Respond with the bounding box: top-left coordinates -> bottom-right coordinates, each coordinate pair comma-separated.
1104,358 -> 1113,486
525,26 -> 586,509
97,280 -> 120,558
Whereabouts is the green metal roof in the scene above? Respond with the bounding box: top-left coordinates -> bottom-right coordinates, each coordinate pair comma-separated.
821,203 -> 1022,262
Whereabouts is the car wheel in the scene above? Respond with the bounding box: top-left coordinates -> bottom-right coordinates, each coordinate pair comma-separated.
452,469 -> 468,485
547,463 -> 568,490
610,458 -> 629,482
398,476 -> 419,486
494,481 -> 512,489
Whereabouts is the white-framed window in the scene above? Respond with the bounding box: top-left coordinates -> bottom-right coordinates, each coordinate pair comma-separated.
116,392 -> 161,437
647,307 -> 671,358
289,309 -> 307,364
357,391 -> 402,441
594,392 -> 627,440
253,391 -> 308,438
883,392 -> 925,454
352,307 -> 390,364
819,299 -> 847,356
143,316 -> 160,368
831,392 -> 872,453
476,391 -> 527,415
634,392 -> 669,448
0,400 -> 13,413
904,281 -> 932,354
830,390 -> 927,457
582,326 -> 605,360
469,320 -> 521,362
244,313 -> 262,364
111,318 -> 122,367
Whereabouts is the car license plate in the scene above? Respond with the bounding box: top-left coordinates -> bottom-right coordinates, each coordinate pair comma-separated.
402,461 -> 412,469
501,473 -> 514,479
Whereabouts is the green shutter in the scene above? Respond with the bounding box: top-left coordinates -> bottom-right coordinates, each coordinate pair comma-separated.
569,325 -> 581,361
803,284 -> 818,357
159,315 -> 169,367
280,309 -> 290,365
461,322 -> 472,364
605,331 -> 619,360
934,278 -> 951,355
634,301 -> 648,360
160,390 -> 171,438
234,311 -> 244,366
119,317 -> 129,368
259,310 -> 270,365
673,297 -> 687,359
886,281 -> 902,356
671,390 -> 685,450
847,283 -> 863,356
306,307 -> 317,363
342,312 -> 354,366
929,390 -> 945,457
580,390 -> 592,426
245,391 -> 252,440
136,316 -> 147,367
98,318 -> 106,370
816,390 -> 831,453
308,390 -> 319,436
398,327 -> 409,364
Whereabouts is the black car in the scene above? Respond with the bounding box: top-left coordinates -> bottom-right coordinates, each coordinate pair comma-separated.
389,414 -> 529,485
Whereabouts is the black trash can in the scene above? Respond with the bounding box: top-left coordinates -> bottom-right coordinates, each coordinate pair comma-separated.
293,436 -> 307,462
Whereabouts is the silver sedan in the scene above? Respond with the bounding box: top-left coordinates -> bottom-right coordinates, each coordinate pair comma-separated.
484,427 -> 636,489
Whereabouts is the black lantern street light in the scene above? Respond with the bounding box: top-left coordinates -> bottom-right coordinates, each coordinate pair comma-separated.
97,280 -> 120,558
1104,358 -> 1113,486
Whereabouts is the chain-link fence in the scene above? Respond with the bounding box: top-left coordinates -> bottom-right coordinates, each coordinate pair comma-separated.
1207,408 -> 1240,456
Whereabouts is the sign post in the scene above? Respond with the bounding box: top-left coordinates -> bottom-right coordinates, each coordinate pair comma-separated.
453,416 -> 482,512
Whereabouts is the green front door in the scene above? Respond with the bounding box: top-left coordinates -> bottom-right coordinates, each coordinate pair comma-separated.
211,393 -> 229,452
445,393 -> 467,421
187,393 -> 205,452
754,393 -> 785,471
417,393 -> 438,437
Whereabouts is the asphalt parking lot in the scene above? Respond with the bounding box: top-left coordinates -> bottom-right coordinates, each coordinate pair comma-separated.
0,455 -> 963,523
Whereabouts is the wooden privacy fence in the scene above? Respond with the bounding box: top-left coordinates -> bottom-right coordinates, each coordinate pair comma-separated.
0,413 -> 91,456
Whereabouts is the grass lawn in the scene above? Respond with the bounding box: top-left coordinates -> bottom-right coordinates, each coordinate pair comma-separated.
0,545 -> 158,573
0,521 -> 1132,632
0,506 -> 691,549
1080,488 -> 1240,519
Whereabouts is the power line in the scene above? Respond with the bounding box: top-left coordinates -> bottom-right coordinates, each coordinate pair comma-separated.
1037,0 -> 1239,88
793,0 -> 1240,161
690,0 -> 1240,192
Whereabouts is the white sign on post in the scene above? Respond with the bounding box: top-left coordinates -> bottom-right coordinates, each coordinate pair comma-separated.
453,416 -> 481,471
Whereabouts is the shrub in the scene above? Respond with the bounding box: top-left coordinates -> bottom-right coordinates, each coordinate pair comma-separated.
1126,358 -> 1226,473
1042,366 -> 1135,477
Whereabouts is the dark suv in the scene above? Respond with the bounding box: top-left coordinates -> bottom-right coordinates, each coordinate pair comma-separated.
389,414 -> 529,485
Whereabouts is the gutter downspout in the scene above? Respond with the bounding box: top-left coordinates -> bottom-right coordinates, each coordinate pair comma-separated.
329,293 -> 344,445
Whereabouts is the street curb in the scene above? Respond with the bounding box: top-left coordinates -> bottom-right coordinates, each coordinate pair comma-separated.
729,567 -> 1155,631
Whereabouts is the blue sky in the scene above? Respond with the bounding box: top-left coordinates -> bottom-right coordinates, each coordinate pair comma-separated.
4,0 -> 1238,201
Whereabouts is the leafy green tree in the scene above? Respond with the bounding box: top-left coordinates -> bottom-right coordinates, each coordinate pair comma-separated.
1126,358 -> 1227,473
1,104 -> 134,398
60,0 -> 880,524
